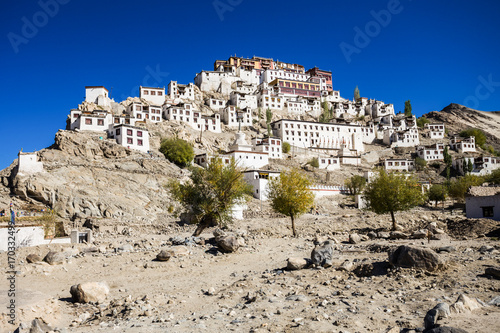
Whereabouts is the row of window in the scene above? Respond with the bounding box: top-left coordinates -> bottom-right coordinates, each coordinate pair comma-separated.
142,90 -> 163,96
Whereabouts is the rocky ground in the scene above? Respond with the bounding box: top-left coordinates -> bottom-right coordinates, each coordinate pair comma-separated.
1,196 -> 500,333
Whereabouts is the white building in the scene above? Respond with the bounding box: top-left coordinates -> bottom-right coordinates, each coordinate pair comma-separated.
140,86 -> 165,106
220,106 -> 253,129
207,98 -> 226,111
424,123 -> 445,139
365,100 -> 395,120
260,69 -> 310,84
416,143 -> 445,161
452,156 -> 476,176
164,103 -> 221,133
317,157 -> 341,170
271,119 -> 365,152
243,170 -> 280,201
383,158 -> 415,172
258,90 -> 285,110
455,156 -> 500,176
126,102 -> 162,123
168,81 -> 195,101
383,128 -> 420,147
450,136 -> 476,153
251,137 -> 282,159
69,109 -> 112,132
17,152 -> 43,175
109,124 -> 150,153
85,86 -> 112,107
466,186 -> 500,221
230,91 -> 258,110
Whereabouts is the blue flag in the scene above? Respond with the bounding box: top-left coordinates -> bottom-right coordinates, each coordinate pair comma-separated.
10,209 -> 15,225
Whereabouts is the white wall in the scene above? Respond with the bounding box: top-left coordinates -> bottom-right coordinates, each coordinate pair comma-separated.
466,195 -> 500,221
0,226 -> 44,251
18,152 -> 43,175
140,86 -> 165,105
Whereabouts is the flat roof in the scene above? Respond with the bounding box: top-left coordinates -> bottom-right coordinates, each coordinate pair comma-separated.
85,86 -> 108,92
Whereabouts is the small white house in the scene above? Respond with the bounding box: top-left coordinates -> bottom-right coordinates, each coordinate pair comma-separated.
230,91 -> 258,110
70,109 -> 112,132
466,186 -> 500,221
416,143 -> 445,161
207,98 -> 226,111
85,86 -> 111,107
251,137 -> 282,159
243,170 -> 280,201
126,102 -> 162,123
17,152 -> 43,175
220,106 -> 253,128
168,81 -> 195,101
110,124 -> 150,153
317,157 -> 341,170
424,123 -> 445,139
383,158 -> 415,172
164,103 -> 221,133
140,86 -> 165,106
450,136 -> 476,153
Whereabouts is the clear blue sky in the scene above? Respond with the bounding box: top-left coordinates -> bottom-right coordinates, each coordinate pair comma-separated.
1,0 -> 499,170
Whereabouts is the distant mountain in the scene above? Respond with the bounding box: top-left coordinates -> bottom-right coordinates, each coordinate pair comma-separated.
423,103 -> 500,150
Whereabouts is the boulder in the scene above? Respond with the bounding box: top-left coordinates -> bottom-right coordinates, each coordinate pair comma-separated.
338,260 -> 354,272
430,233 -> 450,241
378,231 -> 390,239
349,233 -> 361,244
115,244 -> 134,252
425,327 -> 468,333
353,263 -> 374,277
388,245 -> 445,272
367,231 -> 378,239
311,240 -> 335,268
450,294 -> 482,313
389,231 -> 408,239
412,229 -> 429,239
70,282 -> 109,303
485,267 -> 500,279
214,229 -> 241,253
26,254 -> 42,263
424,303 -> 450,330
43,251 -> 65,265
156,250 -> 172,261
287,257 -> 308,270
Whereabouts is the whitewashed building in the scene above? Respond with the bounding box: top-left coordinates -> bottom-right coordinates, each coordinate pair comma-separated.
450,136 -> 476,153
230,91 -> 258,110
424,123 -> 445,139
416,143 -> 445,161
258,90 -> 285,110
455,156 -> 500,176
17,152 -> 43,175
243,170 -> 280,201
452,156 -> 476,175
168,81 -> 195,101
383,158 -> 415,172
139,86 -> 165,105
85,86 -> 112,107
271,119 -> 365,152
69,109 -> 112,131
109,124 -> 150,153
163,103 -> 221,133
207,98 -> 226,111
126,102 -> 162,123
220,106 -> 253,128
251,137 -> 282,159
466,186 -> 500,221
317,157 -> 341,170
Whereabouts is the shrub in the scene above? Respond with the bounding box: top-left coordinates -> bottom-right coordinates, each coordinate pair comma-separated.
308,157 -> 319,168
282,142 -> 291,154
160,138 -> 194,168
459,128 -> 486,148
415,157 -> 427,171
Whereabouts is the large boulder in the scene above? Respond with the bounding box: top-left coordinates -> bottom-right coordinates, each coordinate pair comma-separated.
388,245 -> 445,272
311,240 -> 335,268
213,229 -> 241,253
485,266 -> 500,279
26,254 -> 42,263
70,282 -> 109,303
424,303 -> 450,330
287,257 -> 308,270
43,251 -> 65,265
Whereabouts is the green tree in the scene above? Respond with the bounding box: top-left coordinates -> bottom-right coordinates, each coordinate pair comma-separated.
282,142 -> 291,154
462,159 -> 467,175
345,175 -> 367,195
160,138 -> 195,168
168,157 -> 252,236
459,128 -> 487,148
354,86 -> 360,101
486,168 -> 500,184
363,170 -> 425,231
257,107 -> 262,133
428,184 -> 447,207
266,108 -> 273,136
443,146 -> 452,179
448,174 -> 484,202
319,101 -> 332,123
467,159 -> 474,174
404,100 -> 412,117
416,116 -> 430,128
308,157 -> 319,168
267,168 -> 315,237
415,157 -> 427,171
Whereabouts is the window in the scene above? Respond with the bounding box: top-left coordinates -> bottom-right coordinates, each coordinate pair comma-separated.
85,118 -> 92,125
127,129 -> 133,136
116,129 -> 121,136
137,131 -> 143,137
158,91 -> 163,96
97,119 -> 104,126
144,90 -> 149,95
127,138 -> 133,144
482,206 -> 494,217
151,91 -> 156,95
138,139 -> 143,146
114,118 -> 120,124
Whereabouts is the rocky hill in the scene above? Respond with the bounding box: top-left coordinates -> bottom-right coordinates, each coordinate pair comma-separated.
423,103 -> 500,150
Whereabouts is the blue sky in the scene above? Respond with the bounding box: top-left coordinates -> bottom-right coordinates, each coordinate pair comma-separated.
1,0 -> 499,170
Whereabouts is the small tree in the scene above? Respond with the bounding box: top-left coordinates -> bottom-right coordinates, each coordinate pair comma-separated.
443,146 -> 452,179
160,138 -> 195,168
467,159 -> 474,174
266,108 -> 273,136
428,184 -> 447,207
345,175 -> 367,195
404,100 -> 412,117
416,116 -> 430,128
459,128 -> 487,148
415,157 -> 427,171
354,86 -> 360,101
448,174 -> 484,203
363,170 -> 425,230
486,168 -> 500,184
267,168 -> 315,237
168,157 -> 252,236
282,142 -> 291,154
308,157 -> 319,168
257,107 -> 262,133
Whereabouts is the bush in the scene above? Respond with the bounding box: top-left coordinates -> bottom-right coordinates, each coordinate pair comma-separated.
428,184 -> 447,207
415,157 -> 427,171
448,174 -> 484,202
282,142 -> 291,154
430,162 -> 441,169
160,138 -> 194,168
308,157 -> 319,168
416,116 -> 430,128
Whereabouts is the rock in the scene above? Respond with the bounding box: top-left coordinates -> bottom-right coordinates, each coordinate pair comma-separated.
412,229 -> 429,239
26,254 -> 42,263
425,327 -> 468,333
390,231 -> 408,239
436,246 -> 456,253
311,240 -> 335,267
116,244 -> 134,252
450,294 -> 482,314
43,251 -> 65,265
430,233 -> 450,241
286,295 -> 308,302
488,295 -> 500,306
479,245 -> 495,253
378,232 -> 390,239
70,282 -> 110,303
287,257 -> 308,270
214,230 -> 240,253
388,245 -> 445,272
424,303 -> 450,330
384,327 -> 400,333
353,263 -> 373,277
349,233 -> 361,244
485,267 -> 500,279
338,260 -> 354,272
367,231 -> 378,239
156,250 -> 172,261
